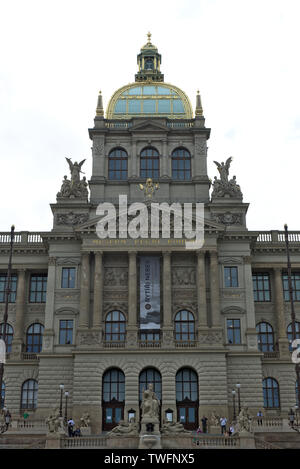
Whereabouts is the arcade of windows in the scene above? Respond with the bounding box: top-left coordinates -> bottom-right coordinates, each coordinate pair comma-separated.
108,146 -> 191,180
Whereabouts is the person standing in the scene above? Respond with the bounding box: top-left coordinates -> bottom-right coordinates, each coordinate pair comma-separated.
67,418 -> 75,437
201,416 -> 208,433
257,410 -> 263,426
220,417 -> 227,434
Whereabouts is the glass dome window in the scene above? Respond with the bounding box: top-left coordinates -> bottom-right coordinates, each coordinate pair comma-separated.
107,82 -> 193,119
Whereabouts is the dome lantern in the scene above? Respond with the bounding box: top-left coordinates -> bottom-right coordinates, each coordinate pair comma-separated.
135,32 -> 164,83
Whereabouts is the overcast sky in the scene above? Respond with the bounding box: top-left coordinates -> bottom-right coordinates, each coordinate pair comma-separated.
1,0 -> 300,232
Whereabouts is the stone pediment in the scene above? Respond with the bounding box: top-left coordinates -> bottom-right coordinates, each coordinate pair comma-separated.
130,118 -> 168,132
74,213 -> 225,235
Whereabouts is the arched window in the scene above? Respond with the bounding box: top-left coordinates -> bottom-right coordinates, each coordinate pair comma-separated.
263,378 -> 280,408
176,368 -> 198,430
21,379 -> 38,410
287,322 -> 300,352
139,368 -> 162,402
102,368 -> 125,431
256,322 -> 274,352
108,148 -> 128,180
140,147 -> 159,179
1,381 -> 5,409
174,310 -> 195,342
105,311 -> 126,342
26,323 -> 44,353
172,148 -> 191,180
0,323 -> 14,353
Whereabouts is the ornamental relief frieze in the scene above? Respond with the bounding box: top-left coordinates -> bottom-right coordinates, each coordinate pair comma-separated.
104,302 -> 128,314
171,267 -> 196,286
172,302 -> 198,314
221,289 -> 245,299
103,291 -> 128,302
198,330 -> 223,345
0,304 -> 16,313
172,290 -> 197,300
103,267 -> 128,287
55,291 -> 80,302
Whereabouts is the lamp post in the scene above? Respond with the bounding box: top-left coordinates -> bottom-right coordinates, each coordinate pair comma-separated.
64,391 -> 69,425
236,384 -> 241,414
59,384 -> 64,417
0,225 -> 15,411
232,390 -> 236,421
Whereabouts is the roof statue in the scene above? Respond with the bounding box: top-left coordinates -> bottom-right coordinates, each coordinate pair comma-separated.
56,158 -> 89,200
211,157 -> 243,199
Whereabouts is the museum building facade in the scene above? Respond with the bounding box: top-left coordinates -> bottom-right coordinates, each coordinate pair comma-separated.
0,36 -> 300,433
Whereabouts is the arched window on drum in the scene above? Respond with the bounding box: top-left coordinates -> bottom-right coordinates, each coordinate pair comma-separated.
108,148 -> 128,180
171,148 -> 191,180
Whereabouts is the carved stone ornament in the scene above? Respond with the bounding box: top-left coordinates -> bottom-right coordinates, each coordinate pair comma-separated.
198,331 -> 223,345
172,268 -> 196,286
211,212 -> 242,225
104,268 -> 128,287
56,212 -> 89,226
79,331 -> 101,346
56,158 -> 89,199
195,140 -> 207,155
211,157 -> 243,199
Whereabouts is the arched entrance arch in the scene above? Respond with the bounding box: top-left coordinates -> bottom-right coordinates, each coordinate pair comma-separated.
176,368 -> 198,430
102,368 -> 125,431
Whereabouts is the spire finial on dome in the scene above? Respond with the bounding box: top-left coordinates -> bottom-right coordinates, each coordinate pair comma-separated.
96,90 -> 104,117
195,90 -> 203,117
147,31 -> 152,43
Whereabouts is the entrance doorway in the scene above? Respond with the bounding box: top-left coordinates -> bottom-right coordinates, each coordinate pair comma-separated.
102,368 -> 125,431
176,368 -> 199,430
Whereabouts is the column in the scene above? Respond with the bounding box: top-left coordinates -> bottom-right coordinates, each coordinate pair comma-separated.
243,256 -> 259,351
93,251 -> 103,328
197,251 -> 207,327
274,267 -> 290,358
162,251 -> 173,347
11,269 -> 26,357
128,251 -> 137,326
42,257 -> 56,353
79,252 -> 90,328
131,139 -> 137,177
127,251 -> 138,347
162,140 -> 169,177
209,250 -> 221,327
163,252 -> 172,326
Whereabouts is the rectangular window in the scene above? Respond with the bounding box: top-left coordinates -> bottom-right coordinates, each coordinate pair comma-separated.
0,274 -> 17,303
253,273 -> 271,301
283,272 -> 300,301
61,267 -> 76,288
227,319 -> 241,344
224,266 -> 238,287
59,320 -> 73,345
29,274 -> 47,303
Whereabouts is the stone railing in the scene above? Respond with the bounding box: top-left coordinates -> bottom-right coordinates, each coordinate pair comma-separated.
174,339 -> 198,348
256,231 -> 300,243
252,417 -> 284,432
0,232 -> 44,244
138,340 -> 161,348
167,120 -> 194,128
61,435 -> 108,449
103,340 -> 126,348
105,121 -> 133,129
192,435 -> 240,448
8,419 -> 47,434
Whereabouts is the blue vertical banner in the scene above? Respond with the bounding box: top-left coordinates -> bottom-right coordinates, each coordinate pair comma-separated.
140,256 -> 160,329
